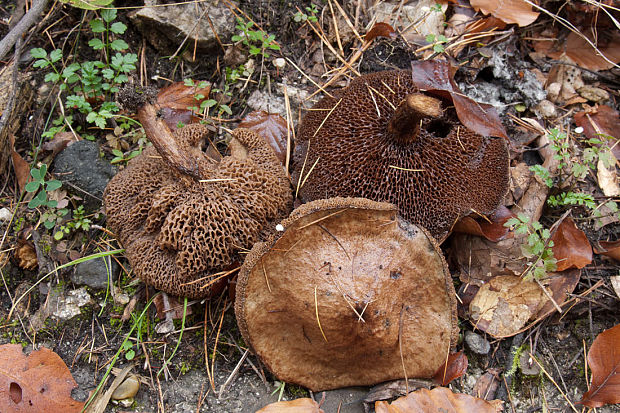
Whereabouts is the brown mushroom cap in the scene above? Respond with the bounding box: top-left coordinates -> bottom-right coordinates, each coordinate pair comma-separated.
235,197 -> 458,391
292,70 -> 509,242
104,125 -> 292,298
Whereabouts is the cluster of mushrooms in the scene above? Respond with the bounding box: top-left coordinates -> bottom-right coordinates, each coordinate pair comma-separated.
104,66 -> 509,391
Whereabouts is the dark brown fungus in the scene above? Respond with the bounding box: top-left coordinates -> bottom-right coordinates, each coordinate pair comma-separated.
104,121 -> 292,298
292,70 -> 509,242
235,197 -> 458,391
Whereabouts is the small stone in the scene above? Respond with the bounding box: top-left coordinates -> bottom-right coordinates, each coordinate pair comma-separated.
51,287 -> 92,320
465,331 -> 491,355
53,141 -> 116,210
578,85 -> 609,103
111,374 -> 140,400
273,58 -> 286,69
535,99 -> 557,119
0,207 -> 12,222
519,351 -> 541,377
71,256 -> 120,290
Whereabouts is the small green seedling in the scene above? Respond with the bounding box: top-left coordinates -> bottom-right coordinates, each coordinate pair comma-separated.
25,164 -> 62,209
504,214 -> 557,280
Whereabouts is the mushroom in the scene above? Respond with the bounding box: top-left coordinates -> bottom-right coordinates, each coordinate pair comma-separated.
292,70 -> 509,242
104,124 -> 293,298
235,197 -> 458,391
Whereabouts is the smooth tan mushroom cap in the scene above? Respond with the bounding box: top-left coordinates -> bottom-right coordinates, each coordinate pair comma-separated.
235,197 -> 458,391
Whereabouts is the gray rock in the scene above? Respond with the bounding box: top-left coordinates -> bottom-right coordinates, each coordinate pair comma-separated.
112,374 -> 140,400
51,286 -> 92,320
131,0 -> 235,55
71,256 -> 119,290
0,207 -> 12,222
53,140 -> 116,209
320,387 -> 367,413
465,330 -> 491,355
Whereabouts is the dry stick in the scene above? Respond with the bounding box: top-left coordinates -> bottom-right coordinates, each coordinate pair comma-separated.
331,0 -> 363,43
398,305 -> 409,394
283,84 -> 294,178
529,353 -> 579,413
285,57 -> 335,99
218,349 -> 249,397
0,0 -> 50,61
327,0 -> 344,56
306,12 -> 359,76
203,300 -> 216,393
314,286 -> 328,342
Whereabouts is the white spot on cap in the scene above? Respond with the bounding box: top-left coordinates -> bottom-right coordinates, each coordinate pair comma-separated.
276,224 -> 284,231
575,126 -> 584,134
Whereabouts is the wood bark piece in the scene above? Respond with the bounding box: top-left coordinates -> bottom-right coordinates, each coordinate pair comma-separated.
235,197 -> 458,391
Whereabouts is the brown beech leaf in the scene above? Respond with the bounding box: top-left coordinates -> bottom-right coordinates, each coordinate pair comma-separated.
453,206 -> 514,242
470,0 -> 539,26
257,398 -> 324,412
575,106 -> 620,160
410,60 -> 508,139
548,31 -> 620,72
433,351 -> 468,386
238,111 -> 289,165
580,323 -> 620,407
0,344 -> 84,412
9,134 -> 31,194
156,81 -> 212,129
41,132 -> 76,159
535,269 -> 580,320
473,368 -> 501,400
551,218 -> 592,271
365,22 -> 397,42
469,275 -> 547,338
594,240 -> 620,262
375,386 -> 503,413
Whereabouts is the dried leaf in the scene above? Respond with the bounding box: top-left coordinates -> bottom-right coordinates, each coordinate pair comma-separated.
575,106 -> 620,160
432,351 -> 468,386
9,134 -> 31,194
0,344 -> 84,412
375,386 -> 503,413
257,398 -> 324,412
473,368 -> 501,400
610,276 -> 620,299
551,218 -> 592,271
469,275 -> 547,338
594,240 -> 620,262
238,111 -> 289,165
409,60 -> 508,139
365,22 -> 397,42
41,132 -> 76,159
580,323 -> 620,407
14,239 -> 37,270
156,81 -> 212,129
535,269 -> 580,320
453,206 -> 514,242
549,31 -> 620,71
470,0 -> 539,26
597,158 -> 619,197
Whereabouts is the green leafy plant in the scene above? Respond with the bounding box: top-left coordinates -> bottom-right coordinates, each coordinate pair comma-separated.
53,205 -> 92,240
31,7 -> 137,132
293,5 -> 318,23
425,34 -> 448,53
25,164 -> 62,209
530,164 -> 553,188
231,18 -> 280,58
547,192 -> 596,209
504,214 -> 557,280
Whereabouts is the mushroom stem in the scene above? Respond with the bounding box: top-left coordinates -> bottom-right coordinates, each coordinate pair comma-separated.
387,93 -> 443,145
137,103 -> 204,180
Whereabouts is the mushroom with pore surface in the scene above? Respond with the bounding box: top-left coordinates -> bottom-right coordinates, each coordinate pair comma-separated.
235,197 -> 458,391
104,124 -> 292,298
292,69 -> 510,243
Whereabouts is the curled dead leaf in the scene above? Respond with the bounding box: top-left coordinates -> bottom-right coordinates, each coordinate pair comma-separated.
453,206 -> 514,242
409,60 -> 508,139
579,323 -> 620,407
594,240 -> 620,262
470,0 -> 539,27
375,386 -> 503,413
156,81 -> 212,129
575,106 -> 620,160
365,22 -> 397,43
0,344 -> 84,413
14,239 -> 37,270
9,134 -> 31,194
238,111 -> 289,165
432,351 -> 468,386
551,218 -> 592,271
473,368 -> 501,400
257,398 -> 324,412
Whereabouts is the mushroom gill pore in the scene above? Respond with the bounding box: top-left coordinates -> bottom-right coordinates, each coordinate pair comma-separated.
235,197 -> 458,391
104,125 -> 293,298
292,70 -> 510,243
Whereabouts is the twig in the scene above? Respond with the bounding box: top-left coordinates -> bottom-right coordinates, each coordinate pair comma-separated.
0,0 -> 50,61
